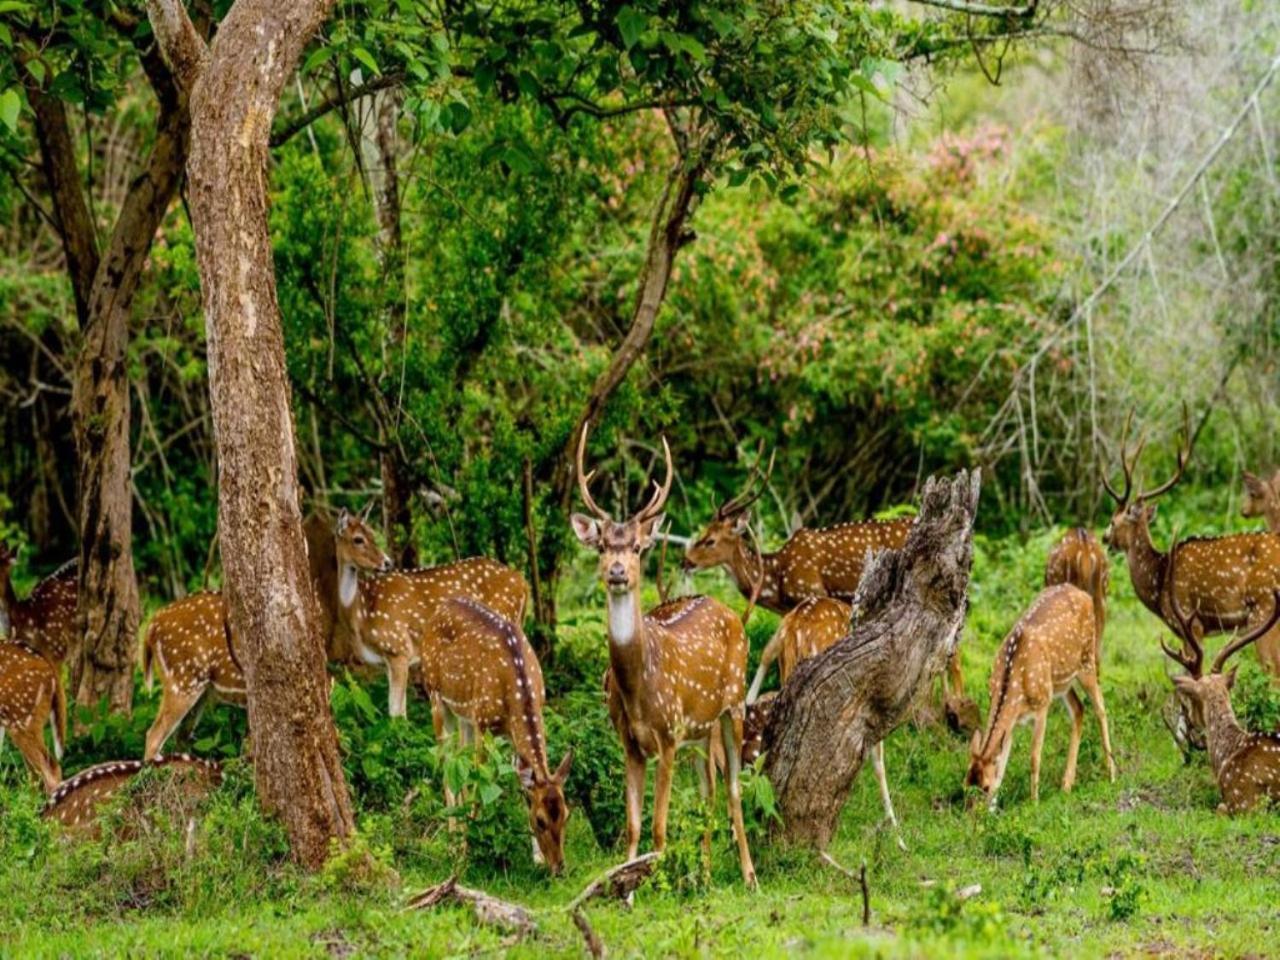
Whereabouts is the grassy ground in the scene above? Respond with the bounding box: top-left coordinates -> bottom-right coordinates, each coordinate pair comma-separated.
4,524 -> 1280,959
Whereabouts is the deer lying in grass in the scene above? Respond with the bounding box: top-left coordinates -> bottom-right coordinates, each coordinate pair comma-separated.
966,584 -> 1116,807
1243,469 -> 1280,532
0,543 -> 78,664
744,596 -> 903,842
43,755 -> 222,836
420,596 -> 572,874
573,425 -> 756,887
0,641 -> 66,792
142,510 -> 391,759
1045,527 -> 1109,645
1160,563 -> 1280,814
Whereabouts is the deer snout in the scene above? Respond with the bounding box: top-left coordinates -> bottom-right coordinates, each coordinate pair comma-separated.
379,554 -> 394,572
606,561 -> 627,586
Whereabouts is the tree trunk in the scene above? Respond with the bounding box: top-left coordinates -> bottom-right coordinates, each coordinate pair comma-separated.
148,0 -> 354,869
763,470 -> 982,848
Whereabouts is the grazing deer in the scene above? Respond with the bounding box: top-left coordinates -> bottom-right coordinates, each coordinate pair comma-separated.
743,595 -> 902,838
0,641 -> 66,792
0,543 -> 78,664
420,596 -> 572,874
1103,408 -> 1280,675
142,510 -> 392,759
1242,468 -> 1280,532
572,425 -> 756,886
1159,562 -> 1280,813
966,584 -> 1117,807
1044,528 -> 1109,652
43,755 -> 222,836
335,522 -> 530,720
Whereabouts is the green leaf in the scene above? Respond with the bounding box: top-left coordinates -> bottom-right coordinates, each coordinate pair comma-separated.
351,45 -> 380,76
479,782 -> 502,806
301,44 -> 335,74
616,6 -> 647,49
0,88 -> 19,133
446,100 -> 472,134
24,58 -> 43,85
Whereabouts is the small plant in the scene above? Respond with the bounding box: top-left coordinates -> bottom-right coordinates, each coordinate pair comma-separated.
1102,851 -> 1147,921
544,690 -> 626,849
440,737 -> 539,875
652,784 -> 714,897
908,881 -> 1007,943
319,830 -> 400,897
739,757 -> 781,844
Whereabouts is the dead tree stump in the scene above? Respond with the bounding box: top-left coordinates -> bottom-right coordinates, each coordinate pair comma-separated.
763,470 -> 980,847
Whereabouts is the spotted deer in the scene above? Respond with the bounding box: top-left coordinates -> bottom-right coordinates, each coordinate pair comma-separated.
0,542 -> 78,664
1044,528 -> 1109,653
336,526 -> 530,720
420,596 -> 572,874
43,755 -> 222,836
1242,468 -> 1280,532
744,595 -> 902,842
572,425 -> 757,887
142,510 -> 392,759
966,584 -> 1117,808
1103,408 -> 1280,676
0,641 -> 66,792
1159,560 -> 1280,813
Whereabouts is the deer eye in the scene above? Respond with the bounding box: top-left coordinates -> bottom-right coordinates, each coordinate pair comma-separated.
353,535 -> 365,545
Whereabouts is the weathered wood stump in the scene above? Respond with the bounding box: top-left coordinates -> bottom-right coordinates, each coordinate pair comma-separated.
763,470 -> 980,847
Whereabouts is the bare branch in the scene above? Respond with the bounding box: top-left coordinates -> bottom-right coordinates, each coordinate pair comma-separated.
269,72 -> 405,148
907,0 -> 1036,15
145,0 -> 208,92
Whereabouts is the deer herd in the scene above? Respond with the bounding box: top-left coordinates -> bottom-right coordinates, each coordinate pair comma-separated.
3,414 -> 1280,881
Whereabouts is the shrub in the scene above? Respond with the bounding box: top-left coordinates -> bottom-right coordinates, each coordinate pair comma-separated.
544,690 -> 626,851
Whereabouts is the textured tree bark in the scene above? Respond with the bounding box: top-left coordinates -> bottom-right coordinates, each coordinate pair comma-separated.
25,41 -> 191,712
147,0 -> 354,869
763,470 -> 981,848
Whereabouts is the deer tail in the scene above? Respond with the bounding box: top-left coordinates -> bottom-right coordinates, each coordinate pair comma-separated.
50,672 -> 66,761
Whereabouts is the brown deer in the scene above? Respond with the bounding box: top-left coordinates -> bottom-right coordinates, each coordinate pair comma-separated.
142,510 -> 392,759
572,425 -> 757,886
966,584 -> 1117,807
335,531 -> 530,721
1103,408 -> 1280,676
0,641 -> 66,792
743,595 -> 903,842
43,755 -> 222,836
1242,468 -> 1280,532
1044,528 -> 1109,650
420,596 -> 572,874
1159,562 -> 1280,813
0,543 -> 78,664
681,458 -> 913,615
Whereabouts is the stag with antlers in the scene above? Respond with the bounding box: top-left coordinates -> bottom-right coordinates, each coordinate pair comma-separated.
966,584 -> 1117,808
572,425 -> 756,886
0,543 -> 78,665
1102,406 -> 1280,676
1159,546 -> 1280,814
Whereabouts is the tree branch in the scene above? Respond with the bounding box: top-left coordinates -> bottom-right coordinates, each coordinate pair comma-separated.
269,72 -> 405,148
145,0 -> 208,92
907,0 -> 1036,15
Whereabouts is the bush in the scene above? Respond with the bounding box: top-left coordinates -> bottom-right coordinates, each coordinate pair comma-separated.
544,690 -> 626,851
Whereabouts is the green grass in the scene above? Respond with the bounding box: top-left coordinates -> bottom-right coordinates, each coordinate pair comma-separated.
5,527 -> 1280,958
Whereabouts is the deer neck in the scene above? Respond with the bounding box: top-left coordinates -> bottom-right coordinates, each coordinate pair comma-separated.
1203,694 -> 1248,781
304,517 -> 338,639
336,561 -> 365,630
605,587 -> 651,703
1265,501 -> 1280,535
728,538 -> 776,604
1125,526 -> 1166,615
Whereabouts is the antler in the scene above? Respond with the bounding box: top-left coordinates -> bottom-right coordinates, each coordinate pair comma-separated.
575,423 -> 611,521
634,436 -> 674,526
1210,593 -> 1280,675
1101,408 -> 1137,505
717,442 -> 776,519
1158,532 -> 1204,677
1135,402 -> 1194,503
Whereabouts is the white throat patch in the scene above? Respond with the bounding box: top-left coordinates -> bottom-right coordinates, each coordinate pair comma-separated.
339,564 -> 359,609
608,592 -> 638,646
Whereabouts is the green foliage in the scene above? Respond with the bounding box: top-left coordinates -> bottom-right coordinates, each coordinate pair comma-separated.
544,689 -> 626,851
1230,660 -> 1280,733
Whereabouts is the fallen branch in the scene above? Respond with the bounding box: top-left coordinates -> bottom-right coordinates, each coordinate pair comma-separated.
819,851 -> 871,926
405,875 -> 537,937
572,907 -> 607,958
566,852 -> 661,912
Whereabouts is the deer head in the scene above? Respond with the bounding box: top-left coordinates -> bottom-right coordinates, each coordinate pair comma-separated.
570,424 -> 673,596
517,750 -> 573,875
1102,405 -> 1193,552
333,506 -> 393,605
1242,469 -> 1280,525
682,445 -> 774,572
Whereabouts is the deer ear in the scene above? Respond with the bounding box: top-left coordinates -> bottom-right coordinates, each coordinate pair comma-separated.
1144,504 -> 1158,523
553,749 -> 574,784
1172,674 -> 1196,694
1244,471 -> 1265,495
731,511 -> 751,535
515,754 -> 536,791
570,513 -> 601,547
1225,666 -> 1239,689
335,508 -> 351,532
638,513 -> 665,548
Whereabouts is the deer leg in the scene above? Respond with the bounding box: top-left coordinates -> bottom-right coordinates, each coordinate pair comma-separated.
870,740 -> 906,851
946,650 -> 966,700
1029,707 -> 1049,803
652,742 -> 676,852
145,681 -> 207,761
386,655 -> 410,719
988,732 -> 1014,810
695,737 -> 714,863
623,748 -> 646,861
1251,611 -> 1280,680
8,725 -> 59,794
720,712 -> 757,888
1062,689 -> 1085,792
747,632 -> 783,705
1079,671 -> 1117,781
